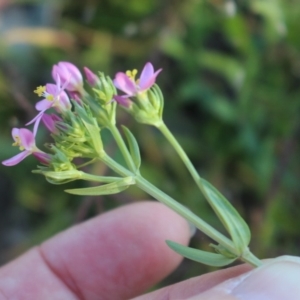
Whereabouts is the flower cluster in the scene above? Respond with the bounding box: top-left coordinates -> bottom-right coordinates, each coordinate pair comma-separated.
1,60 -> 263,269
113,63 -> 164,126
2,61 -> 162,169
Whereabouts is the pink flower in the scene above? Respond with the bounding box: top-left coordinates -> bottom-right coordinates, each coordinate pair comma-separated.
2,128 -> 51,166
52,62 -> 83,92
27,76 -> 71,134
42,114 -> 62,134
113,62 -> 162,96
35,82 -> 71,113
84,67 -> 99,87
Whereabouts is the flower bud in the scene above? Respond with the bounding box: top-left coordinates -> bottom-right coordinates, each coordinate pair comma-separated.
52,62 -> 83,93
84,67 -> 100,87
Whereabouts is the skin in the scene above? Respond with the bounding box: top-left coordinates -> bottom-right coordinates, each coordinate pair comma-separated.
0,201 -> 299,300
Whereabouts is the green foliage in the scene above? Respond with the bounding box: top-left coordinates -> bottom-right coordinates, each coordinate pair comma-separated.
122,126 -> 141,171
200,178 -> 251,254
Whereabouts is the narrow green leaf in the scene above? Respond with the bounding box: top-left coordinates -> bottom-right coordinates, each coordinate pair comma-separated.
122,126 -> 141,170
65,176 -> 135,196
46,177 -> 78,185
166,240 -> 237,267
200,179 -> 251,253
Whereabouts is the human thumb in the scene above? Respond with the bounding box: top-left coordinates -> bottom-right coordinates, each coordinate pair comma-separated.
188,256 -> 300,300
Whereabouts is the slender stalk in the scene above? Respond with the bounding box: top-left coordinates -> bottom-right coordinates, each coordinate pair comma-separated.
77,158 -> 97,169
241,248 -> 263,267
108,123 -> 138,173
158,122 -> 204,192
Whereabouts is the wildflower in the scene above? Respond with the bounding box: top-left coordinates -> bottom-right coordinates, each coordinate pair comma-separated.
113,62 -> 162,97
84,67 -> 100,87
52,61 -> 83,92
27,76 -> 71,134
2,128 -> 51,166
34,82 -> 71,113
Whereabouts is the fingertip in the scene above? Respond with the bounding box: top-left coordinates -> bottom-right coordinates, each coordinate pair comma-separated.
187,256 -> 300,300
40,201 -> 191,299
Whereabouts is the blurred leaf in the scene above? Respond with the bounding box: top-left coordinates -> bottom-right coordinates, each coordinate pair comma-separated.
251,0 -> 286,39
197,51 -> 245,90
166,240 -> 237,267
122,126 -> 141,171
200,179 -> 251,253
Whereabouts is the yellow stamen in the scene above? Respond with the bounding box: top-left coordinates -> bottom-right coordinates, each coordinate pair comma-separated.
34,86 -> 46,97
46,94 -> 54,101
126,69 -> 138,81
12,136 -> 24,150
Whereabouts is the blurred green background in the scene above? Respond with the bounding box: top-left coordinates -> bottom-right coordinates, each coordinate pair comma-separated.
0,0 -> 300,289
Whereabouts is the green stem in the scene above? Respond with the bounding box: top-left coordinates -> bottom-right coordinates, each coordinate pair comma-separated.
242,249 -> 263,267
77,158 -> 97,169
158,122 -> 204,192
108,123 -> 137,173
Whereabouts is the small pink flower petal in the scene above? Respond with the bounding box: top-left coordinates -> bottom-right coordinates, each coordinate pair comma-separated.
36,99 -> 52,111
114,95 -> 132,108
139,67 -> 162,91
25,111 -> 44,136
2,151 -> 31,166
113,73 -> 136,96
46,83 -> 58,95
69,91 -> 82,104
59,91 -> 71,110
58,62 -> 82,84
52,66 -> 60,84
18,128 -> 35,150
52,62 -> 83,92
139,62 -> 154,87
33,152 -> 51,165
84,67 -> 98,86
32,113 -> 44,136
42,114 -> 61,134
11,128 -> 20,141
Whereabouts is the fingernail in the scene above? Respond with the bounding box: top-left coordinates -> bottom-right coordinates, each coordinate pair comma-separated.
230,256 -> 300,300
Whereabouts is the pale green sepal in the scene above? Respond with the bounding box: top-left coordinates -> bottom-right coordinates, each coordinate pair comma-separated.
121,126 -> 141,171
200,179 -> 251,253
73,102 -> 103,155
65,176 -> 135,196
32,170 -> 122,185
166,240 -> 237,267
32,170 -> 80,185
151,84 -> 164,119
82,117 -> 103,155
46,177 -> 78,185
